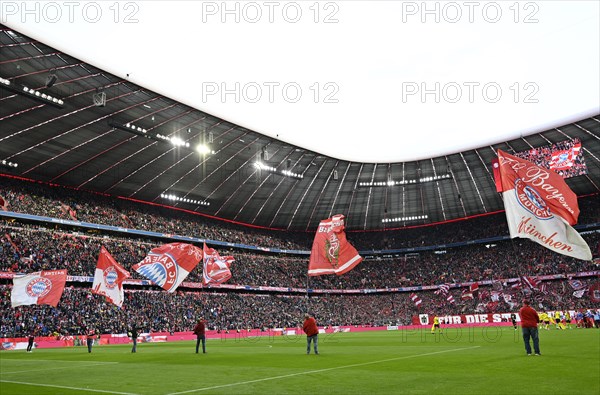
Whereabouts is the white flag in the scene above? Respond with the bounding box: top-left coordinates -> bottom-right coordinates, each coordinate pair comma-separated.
497,150 -> 591,260
11,270 -> 67,308
92,247 -> 130,307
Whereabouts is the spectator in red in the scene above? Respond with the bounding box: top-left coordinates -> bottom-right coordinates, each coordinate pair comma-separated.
193,317 -> 206,354
519,300 -> 541,356
303,314 -> 319,355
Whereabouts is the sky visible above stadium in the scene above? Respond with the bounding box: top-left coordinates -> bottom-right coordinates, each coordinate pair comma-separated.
4,0 -> 599,163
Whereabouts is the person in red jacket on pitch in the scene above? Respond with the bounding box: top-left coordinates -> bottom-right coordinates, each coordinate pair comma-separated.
194,317 -> 206,354
303,314 -> 319,355
519,300 -> 541,356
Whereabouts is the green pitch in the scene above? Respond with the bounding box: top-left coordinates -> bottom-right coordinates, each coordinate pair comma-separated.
1,327 -> 599,394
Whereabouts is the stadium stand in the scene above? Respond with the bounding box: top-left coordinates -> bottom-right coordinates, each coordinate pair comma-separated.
1,177 -> 598,340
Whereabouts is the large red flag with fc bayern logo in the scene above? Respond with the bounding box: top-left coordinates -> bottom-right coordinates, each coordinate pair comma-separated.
133,243 -> 202,293
308,214 -> 362,276
11,269 -> 67,308
497,150 -> 591,261
202,243 -> 234,285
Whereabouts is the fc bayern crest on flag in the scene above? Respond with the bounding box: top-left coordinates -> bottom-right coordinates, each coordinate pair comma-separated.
325,232 -> 340,267
26,277 -> 53,298
514,179 -> 552,220
133,243 -> 202,293
92,247 -> 130,307
135,253 -> 180,291
102,267 -> 119,289
308,214 -> 362,276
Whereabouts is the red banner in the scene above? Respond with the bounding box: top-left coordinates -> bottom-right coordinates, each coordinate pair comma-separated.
308,214 -> 362,276
202,243 -> 233,285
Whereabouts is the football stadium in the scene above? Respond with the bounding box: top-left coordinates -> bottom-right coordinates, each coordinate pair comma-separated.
1,2 -> 599,394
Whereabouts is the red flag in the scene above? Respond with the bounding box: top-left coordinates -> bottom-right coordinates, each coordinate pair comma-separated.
434,284 -> 450,295
0,195 -> 8,211
446,294 -> 456,304
469,282 -> 479,295
461,289 -> 474,300
4,233 -> 19,253
521,276 -> 539,290
486,301 -> 499,312
59,203 -> 77,220
497,149 -> 591,260
491,158 -> 503,192
409,293 -> 422,307
11,269 -> 67,307
202,243 -> 234,285
549,142 -> 581,171
120,213 -> 134,228
133,243 -> 202,293
308,214 -> 362,276
92,247 -> 130,307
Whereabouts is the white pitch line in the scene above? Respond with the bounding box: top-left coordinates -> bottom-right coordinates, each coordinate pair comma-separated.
1,362 -> 119,375
166,346 -> 481,395
0,380 -> 140,395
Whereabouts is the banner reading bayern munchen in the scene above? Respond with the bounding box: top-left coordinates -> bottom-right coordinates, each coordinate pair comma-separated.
132,243 -> 202,293
92,246 -> 130,307
11,269 -> 67,308
497,149 -> 591,261
202,243 -> 234,285
308,214 -> 363,276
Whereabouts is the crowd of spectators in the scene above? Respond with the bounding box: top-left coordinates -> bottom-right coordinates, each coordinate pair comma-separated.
1,176 -> 598,340
1,278 -> 597,339
514,138 -> 588,179
2,176 -> 599,252
0,177 -> 310,250
1,222 -> 598,289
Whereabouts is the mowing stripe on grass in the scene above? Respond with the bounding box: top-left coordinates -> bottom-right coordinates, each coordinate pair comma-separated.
0,359 -> 118,364
0,380 -> 139,395
1,362 -> 119,375
167,345 -> 481,394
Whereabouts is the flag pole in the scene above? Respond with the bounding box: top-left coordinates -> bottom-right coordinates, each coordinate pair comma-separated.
305,270 -> 310,313
509,238 -> 526,298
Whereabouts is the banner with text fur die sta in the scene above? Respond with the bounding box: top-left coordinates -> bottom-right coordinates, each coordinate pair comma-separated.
11,270 -> 67,308
92,246 -> 130,307
202,243 -> 234,285
308,214 -> 363,276
497,149 -> 591,261
133,243 -> 202,293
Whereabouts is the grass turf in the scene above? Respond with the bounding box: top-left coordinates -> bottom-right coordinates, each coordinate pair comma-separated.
1,327 -> 598,394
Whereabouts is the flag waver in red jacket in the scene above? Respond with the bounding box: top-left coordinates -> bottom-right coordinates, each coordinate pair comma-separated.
303,314 -> 319,355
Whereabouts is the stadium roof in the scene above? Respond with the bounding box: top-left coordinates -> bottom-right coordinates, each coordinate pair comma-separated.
2,2 -> 599,164
0,20 -> 599,231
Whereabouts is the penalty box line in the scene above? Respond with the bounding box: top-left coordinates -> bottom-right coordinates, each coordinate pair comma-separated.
167,345 -> 481,395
